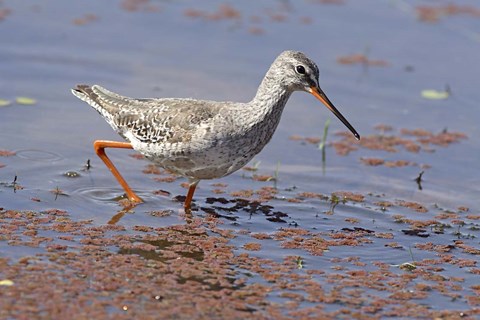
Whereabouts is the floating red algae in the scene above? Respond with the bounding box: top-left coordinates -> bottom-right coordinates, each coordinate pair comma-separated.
418,131 -> 467,146
252,174 -> 274,182
243,242 -> 261,251
288,135 -> 322,145
332,191 -> 365,202
328,126 -> 467,158
0,8 -> 11,22
72,13 -> 98,26
251,233 -> 272,240
416,4 -> 480,22
384,160 -> 416,168
142,164 -> 162,174
337,54 -> 389,67
128,153 -> 144,160
153,175 -> 177,183
396,200 -> 428,213
0,150 -> 15,156
360,157 -> 384,166
184,4 -> 240,21
121,0 -> 160,12
1,162 -> 479,319
230,189 -> 254,198
297,191 -> 327,200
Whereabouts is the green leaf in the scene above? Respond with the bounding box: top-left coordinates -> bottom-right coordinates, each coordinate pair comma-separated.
16,97 -> 37,105
421,89 -> 449,100
0,279 -> 14,286
0,99 -> 11,107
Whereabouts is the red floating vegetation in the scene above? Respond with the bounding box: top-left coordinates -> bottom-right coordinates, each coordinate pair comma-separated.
455,241 -> 480,255
360,157 -> 384,166
255,186 -> 277,201
121,0 -> 160,12
416,4 -> 480,23
230,189 -> 254,198
466,214 -> 480,220
416,242 -> 454,253
329,126 -> 467,159
417,131 -> 468,147
0,8 -> 11,22
374,124 -> 393,132
129,153 -> 145,160
212,182 -> 228,188
332,191 -> 365,202
72,13 -> 98,26
153,175 -> 178,183
0,150 -> 15,156
384,160 -> 416,168
344,217 -> 359,224
337,54 -> 389,67
297,191 -> 326,199
149,210 -> 172,217
288,135 -> 322,145
184,4 -> 240,21
396,200 -> 428,213
142,164 -> 162,174
252,174 -> 274,182
400,128 -> 431,137
251,233 -> 272,240
243,242 -> 262,251
248,26 -> 264,35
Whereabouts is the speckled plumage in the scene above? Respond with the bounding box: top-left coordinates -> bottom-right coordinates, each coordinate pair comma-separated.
72,51 -> 359,206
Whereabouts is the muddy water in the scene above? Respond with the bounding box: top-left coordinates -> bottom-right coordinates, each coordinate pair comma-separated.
1,0 -> 479,317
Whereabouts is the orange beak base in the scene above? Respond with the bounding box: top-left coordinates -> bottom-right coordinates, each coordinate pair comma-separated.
309,86 -> 360,140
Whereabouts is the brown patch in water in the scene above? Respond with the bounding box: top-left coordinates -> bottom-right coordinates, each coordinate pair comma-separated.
330,126 -> 467,158
243,242 -> 261,251
397,200 -> 428,213
416,4 -> 480,22
120,0 -> 160,12
0,8 -> 11,22
332,191 -> 364,202
337,54 -> 389,67
0,150 -> 15,156
72,14 -> 98,26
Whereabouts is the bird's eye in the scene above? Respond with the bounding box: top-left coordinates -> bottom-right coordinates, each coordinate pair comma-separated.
295,65 -> 306,74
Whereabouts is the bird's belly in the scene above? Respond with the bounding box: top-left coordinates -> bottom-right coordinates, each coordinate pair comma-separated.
138,142 -> 253,180
131,122 -> 274,180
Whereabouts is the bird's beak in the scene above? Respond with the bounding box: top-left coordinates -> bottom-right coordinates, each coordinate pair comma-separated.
309,86 -> 360,140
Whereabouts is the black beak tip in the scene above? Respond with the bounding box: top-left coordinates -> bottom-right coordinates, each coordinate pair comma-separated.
354,132 -> 360,140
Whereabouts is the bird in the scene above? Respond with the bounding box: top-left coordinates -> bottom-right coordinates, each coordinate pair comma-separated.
71,50 -> 360,211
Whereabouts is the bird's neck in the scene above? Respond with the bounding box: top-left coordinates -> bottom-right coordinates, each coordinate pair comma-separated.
249,73 -> 292,121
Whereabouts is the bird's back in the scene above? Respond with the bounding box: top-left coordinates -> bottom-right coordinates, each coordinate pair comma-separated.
72,85 -> 228,144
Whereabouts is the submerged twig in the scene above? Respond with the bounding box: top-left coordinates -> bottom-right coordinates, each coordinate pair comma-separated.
414,170 -> 424,190
12,175 -> 17,193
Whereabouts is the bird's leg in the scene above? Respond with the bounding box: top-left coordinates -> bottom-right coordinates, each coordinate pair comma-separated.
93,140 -> 142,203
184,180 -> 199,211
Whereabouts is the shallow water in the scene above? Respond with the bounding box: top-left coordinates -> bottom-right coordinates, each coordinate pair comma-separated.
1,0 -> 479,318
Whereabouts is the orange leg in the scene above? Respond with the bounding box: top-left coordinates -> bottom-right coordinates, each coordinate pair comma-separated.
93,140 -> 142,203
184,180 -> 199,211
